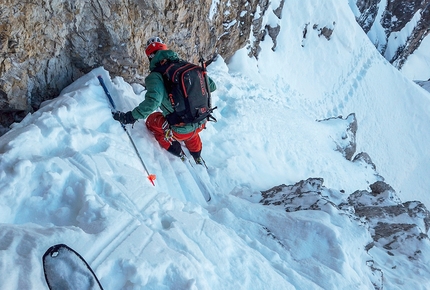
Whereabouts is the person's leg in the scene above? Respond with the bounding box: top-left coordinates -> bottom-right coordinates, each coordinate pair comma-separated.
173,123 -> 206,159
182,133 -> 202,159
146,113 -> 206,160
145,112 -> 183,157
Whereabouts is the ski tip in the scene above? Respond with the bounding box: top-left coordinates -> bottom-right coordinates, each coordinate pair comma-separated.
44,244 -> 67,259
148,174 -> 156,186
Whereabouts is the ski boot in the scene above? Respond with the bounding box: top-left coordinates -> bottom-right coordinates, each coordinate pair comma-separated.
194,156 -> 207,168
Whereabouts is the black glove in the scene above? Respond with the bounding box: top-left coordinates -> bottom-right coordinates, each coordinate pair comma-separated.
112,111 -> 136,124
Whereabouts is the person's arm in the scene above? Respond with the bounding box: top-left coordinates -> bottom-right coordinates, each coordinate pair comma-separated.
131,72 -> 165,120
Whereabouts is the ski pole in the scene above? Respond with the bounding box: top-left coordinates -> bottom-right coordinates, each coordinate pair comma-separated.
199,55 -> 218,122
97,75 -> 156,186
199,56 -> 211,108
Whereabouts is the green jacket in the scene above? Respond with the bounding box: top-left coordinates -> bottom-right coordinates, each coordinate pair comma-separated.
131,50 -> 217,134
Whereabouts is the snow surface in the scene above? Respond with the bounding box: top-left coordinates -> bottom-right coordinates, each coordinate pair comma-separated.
1,0 -> 430,289
401,33 -> 430,81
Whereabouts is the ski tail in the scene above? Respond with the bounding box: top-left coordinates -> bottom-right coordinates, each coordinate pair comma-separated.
43,244 -> 104,290
181,153 -> 212,202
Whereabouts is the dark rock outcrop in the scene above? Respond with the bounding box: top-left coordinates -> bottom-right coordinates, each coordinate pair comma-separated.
352,0 -> 430,70
345,181 -> 430,256
260,177 -> 430,289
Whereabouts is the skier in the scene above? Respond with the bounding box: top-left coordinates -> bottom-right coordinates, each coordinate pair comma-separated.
113,36 -> 217,164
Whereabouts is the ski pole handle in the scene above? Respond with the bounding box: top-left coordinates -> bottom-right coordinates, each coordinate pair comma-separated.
98,75 -> 117,110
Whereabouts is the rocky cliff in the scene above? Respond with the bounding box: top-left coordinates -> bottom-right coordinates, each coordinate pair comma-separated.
260,177 -> 430,290
259,115 -> 429,289
1,0 -> 428,131
351,0 -> 430,71
0,0 -> 284,129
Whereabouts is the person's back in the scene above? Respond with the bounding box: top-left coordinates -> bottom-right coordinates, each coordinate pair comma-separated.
112,36 -> 216,164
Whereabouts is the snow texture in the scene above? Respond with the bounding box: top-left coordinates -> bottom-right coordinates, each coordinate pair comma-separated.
0,0 -> 430,289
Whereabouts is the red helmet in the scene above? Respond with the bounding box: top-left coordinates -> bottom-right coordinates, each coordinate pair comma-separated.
145,37 -> 168,59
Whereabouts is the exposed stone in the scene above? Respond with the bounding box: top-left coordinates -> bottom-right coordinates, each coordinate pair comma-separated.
266,24 -> 281,51
313,23 -> 336,40
369,180 -> 394,195
344,181 -> 430,262
0,0 -> 276,130
260,178 -> 337,212
248,0 -> 284,59
318,113 -> 357,160
260,178 -> 430,287
353,0 -> 430,70
348,181 -> 400,206
353,152 -> 377,171
301,21 -> 336,47
355,0 -> 383,33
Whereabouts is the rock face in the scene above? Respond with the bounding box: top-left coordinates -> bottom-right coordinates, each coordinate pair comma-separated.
259,124 -> 429,288
0,0 -> 283,129
318,113 -> 357,161
261,178 -> 430,289
351,0 -> 430,70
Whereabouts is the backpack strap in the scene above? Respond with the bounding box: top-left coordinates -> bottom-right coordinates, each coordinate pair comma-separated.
152,60 -> 184,125
152,59 -> 176,105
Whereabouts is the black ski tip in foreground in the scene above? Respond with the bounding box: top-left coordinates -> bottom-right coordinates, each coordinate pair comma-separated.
43,244 -> 103,290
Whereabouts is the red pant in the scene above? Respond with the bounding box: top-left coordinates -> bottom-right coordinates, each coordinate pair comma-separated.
145,112 -> 205,153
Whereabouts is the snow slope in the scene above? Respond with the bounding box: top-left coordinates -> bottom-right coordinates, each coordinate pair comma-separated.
401,33 -> 430,81
0,0 -> 430,289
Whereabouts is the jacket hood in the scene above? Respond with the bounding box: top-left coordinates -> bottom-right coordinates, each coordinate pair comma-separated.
149,50 -> 180,71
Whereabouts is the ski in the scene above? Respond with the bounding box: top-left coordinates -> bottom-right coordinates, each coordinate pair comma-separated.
43,244 -> 104,290
181,153 -> 212,202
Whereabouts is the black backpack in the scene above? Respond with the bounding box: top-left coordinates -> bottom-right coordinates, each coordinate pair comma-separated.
153,59 -> 216,125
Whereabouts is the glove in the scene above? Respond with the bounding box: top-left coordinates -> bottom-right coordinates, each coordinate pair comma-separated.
112,111 -> 136,124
